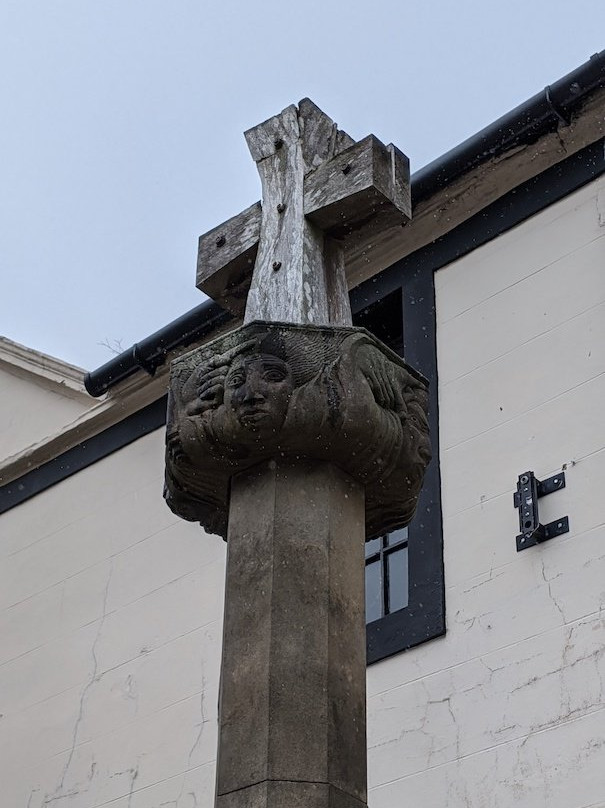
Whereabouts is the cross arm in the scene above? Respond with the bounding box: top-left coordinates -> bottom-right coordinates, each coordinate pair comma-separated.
304,135 -> 410,234
196,201 -> 261,312
196,101 -> 411,317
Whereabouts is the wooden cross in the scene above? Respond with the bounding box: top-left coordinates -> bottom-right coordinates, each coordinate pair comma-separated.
197,98 -> 410,324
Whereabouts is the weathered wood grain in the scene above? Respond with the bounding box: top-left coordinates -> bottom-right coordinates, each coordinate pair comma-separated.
304,135 -> 411,233
244,104 -> 336,325
324,236 -> 352,326
297,97 -> 355,171
197,99 -> 411,321
196,202 -> 261,315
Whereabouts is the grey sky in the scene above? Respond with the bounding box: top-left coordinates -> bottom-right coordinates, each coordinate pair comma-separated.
1,0 -> 604,370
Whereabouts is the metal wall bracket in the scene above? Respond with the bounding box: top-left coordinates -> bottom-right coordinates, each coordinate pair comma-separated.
513,470 -> 569,552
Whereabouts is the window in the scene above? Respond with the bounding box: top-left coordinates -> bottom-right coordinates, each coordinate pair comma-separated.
352,276 -> 445,664
365,528 -> 409,622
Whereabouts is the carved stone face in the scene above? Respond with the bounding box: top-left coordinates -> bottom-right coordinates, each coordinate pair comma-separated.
223,353 -> 293,435
165,322 -> 431,541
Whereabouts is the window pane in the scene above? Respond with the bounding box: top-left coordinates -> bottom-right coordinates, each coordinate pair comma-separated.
387,547 -> 409,612
365,537 -> 381,558
385,527 -> 408,547
365,560 -> 382,623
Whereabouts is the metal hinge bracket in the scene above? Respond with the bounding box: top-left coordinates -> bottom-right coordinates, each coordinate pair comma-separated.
513,470 -> 569,552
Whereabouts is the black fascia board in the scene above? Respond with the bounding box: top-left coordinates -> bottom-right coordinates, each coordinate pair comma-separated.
0,397 -> 168,515
84,50 -> 605,398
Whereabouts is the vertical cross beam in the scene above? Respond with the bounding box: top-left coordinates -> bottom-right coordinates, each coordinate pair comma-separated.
243,101 -> 353,327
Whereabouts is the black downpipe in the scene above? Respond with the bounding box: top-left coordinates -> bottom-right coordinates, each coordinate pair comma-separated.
84,50 -> 605,398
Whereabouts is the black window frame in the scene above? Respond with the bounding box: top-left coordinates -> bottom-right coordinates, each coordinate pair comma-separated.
352,264 -> 445,665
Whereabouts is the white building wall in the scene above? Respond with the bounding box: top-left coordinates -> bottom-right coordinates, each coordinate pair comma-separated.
0,366 -> 91,460
0,430 -> 226,807
1,175 -> 604,807
367,175 -> 605,807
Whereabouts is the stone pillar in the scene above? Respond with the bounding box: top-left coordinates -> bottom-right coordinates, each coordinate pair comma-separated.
165,99 -> 429,808
164,322 -> 431,808
215,459 -> 366,808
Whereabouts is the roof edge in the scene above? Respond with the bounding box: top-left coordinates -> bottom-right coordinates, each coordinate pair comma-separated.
412,50 -> 605,200
84,50 -> 605,398
0,336 -> 88,400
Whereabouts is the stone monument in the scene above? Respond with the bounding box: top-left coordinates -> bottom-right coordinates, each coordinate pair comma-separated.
164,99 -> 431,808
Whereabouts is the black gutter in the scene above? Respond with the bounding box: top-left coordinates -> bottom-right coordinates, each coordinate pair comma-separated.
84,50 -> 605,398
413,50 -> 605,200
84,300 -> 232,396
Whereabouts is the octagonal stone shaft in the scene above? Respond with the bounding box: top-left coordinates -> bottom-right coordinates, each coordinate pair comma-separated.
216,459 -> 367,808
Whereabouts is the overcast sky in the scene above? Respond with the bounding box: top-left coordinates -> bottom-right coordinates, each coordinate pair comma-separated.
1,0 -> 604,370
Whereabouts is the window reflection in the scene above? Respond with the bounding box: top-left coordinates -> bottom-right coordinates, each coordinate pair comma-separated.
387,548 -> 409,612
365,560 -> 382,624
364,528 -> 408,623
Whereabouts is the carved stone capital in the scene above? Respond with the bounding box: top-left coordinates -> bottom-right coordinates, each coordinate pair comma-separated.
164,321 -> 431,540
